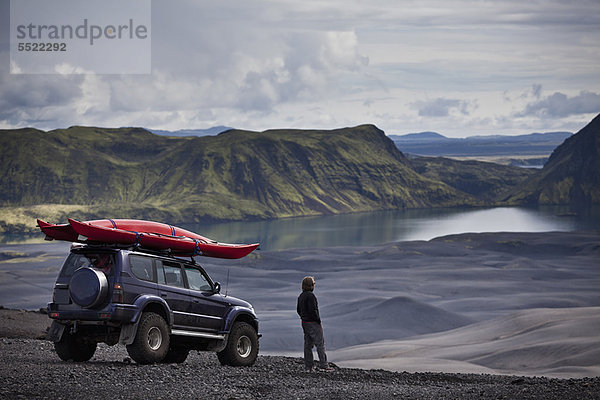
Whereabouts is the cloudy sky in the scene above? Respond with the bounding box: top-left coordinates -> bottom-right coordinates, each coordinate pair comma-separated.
1,0 -> 599,137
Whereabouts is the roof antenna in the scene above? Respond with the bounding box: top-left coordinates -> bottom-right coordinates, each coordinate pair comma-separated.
225,268 -> 230,297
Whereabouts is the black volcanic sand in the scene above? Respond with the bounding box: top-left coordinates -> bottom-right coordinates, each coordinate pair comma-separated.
0,308 -> 49,339
199,230 -> 600,377
1,231 -> 599,378
0,338 -> 598,400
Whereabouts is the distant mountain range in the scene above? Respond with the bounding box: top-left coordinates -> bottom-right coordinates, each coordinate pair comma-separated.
0,115 -> 597,234
389,131 -> 573,158
147,126 -> 233,137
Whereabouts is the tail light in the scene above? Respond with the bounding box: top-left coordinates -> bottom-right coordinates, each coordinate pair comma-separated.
112,283 -> 123,303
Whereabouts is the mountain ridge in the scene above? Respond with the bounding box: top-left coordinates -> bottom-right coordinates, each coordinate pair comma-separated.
0,124 -> 479,232
1,115 -> 598,234
147,126 -> 233,137
506,114 -> 600,205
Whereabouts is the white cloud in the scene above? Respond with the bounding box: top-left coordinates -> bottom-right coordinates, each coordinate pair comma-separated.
321,31 -> 368,70
410,98 -> 473,117
1,0 -> 599,135
517,91 -> 600,118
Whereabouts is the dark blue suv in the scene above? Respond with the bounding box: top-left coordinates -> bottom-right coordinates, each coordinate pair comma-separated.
46,244 -> 259,365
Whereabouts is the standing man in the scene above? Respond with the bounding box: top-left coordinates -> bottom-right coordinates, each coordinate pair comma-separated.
296,276 -> 332,371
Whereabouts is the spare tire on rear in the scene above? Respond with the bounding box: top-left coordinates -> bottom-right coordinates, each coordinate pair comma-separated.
69,267 -> 109,309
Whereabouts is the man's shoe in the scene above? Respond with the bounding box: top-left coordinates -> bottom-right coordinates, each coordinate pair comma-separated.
317,365 -> 334,372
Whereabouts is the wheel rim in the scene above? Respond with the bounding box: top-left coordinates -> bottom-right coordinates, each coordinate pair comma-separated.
236,335 -> 252,358
147,327 -> 162,351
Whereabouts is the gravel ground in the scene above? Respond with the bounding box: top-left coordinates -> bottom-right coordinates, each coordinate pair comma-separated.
0,338 -> 598,400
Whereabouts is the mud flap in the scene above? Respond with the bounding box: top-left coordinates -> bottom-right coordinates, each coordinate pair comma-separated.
46,321 -> 67,342
118,321 -> 140,345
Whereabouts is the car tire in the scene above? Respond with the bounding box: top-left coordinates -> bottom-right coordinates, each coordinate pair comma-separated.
217,322 -> 259,366
161,348 -> 190,364
54,331 -> 97,362
126,312 -> 170,364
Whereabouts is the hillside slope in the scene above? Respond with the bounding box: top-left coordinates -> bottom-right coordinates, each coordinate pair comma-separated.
507,114 -> 600,206
332,307 -> 600,377
0,125 -> 475,230
410,157 -> 536,202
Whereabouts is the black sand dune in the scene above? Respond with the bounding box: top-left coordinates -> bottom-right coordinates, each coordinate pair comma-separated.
201,230 -> 600,377
320,296 -> 474,349
332,306 -> 600,377
1,230 -> 598,377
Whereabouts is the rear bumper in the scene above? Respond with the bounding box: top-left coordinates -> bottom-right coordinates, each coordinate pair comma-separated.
47,302 -> 138,323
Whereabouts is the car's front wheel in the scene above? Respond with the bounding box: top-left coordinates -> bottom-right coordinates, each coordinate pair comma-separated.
217,322 -> 259,366
126,312 -> 170,364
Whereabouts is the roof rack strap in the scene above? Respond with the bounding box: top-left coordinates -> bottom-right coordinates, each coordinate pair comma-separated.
192,239 -> 203,256
133,232 -> 144,247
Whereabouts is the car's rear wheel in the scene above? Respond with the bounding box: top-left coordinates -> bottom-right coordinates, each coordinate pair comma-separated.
126,312 -> 170,364
161,348 -> 190,364
217,322 -> 259,366
54,331 -> 97,362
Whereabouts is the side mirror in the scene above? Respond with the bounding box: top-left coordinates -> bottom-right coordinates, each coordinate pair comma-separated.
213,282 -> 221,294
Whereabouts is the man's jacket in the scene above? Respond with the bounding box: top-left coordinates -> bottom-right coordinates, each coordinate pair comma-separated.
297,290 -> 321,324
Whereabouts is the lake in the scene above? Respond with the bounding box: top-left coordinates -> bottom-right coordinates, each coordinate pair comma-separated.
179,205 -> 600,252
2,206 -> 598,250
0,205 -> 598,310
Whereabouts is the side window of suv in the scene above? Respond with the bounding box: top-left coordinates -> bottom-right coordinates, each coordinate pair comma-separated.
156,261 -> 166,285
160,261 -> 184,288
185,266 -> 212,292
129,255 -> 155,282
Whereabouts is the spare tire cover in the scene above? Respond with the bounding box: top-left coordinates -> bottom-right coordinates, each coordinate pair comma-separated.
69,267 -> 109,308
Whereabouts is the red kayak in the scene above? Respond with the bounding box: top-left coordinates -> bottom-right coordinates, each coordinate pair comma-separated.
37,218 -> 259,259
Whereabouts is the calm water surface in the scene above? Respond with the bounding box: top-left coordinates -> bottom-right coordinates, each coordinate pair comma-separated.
181,206 -> 600,251
2,206 -> 598,251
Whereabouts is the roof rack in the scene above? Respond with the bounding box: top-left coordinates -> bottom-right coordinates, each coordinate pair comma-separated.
71,242 -> 197,263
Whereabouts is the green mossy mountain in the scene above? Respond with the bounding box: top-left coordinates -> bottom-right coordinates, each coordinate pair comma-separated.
0,125 -> 477,231
2,115 -> 597,235
410,157 -> 536,202
506,114 -> 600,206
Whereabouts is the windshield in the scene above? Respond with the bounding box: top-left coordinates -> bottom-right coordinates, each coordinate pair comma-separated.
60,252 -> 116,278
